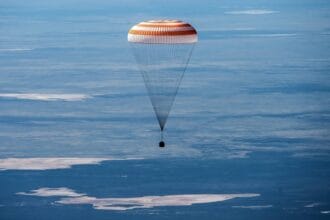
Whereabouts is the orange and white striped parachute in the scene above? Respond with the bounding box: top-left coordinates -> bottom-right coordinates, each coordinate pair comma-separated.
128,20 -> 198,146
128,20 -> 198,44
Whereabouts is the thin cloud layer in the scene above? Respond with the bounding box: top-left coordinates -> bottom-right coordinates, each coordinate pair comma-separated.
18,187 -> 260,211
59,194 -> 260,211
247,33 -> 297,38
0,48 -> 33,52
225,10 -> 278,15
305,202 -> 321,208
17,187 -> 85,197
232,205 -> 273,209
0,93 -> 90,101
0,157 -> 122,171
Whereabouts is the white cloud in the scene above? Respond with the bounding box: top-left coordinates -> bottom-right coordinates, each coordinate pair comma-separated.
305,202 -> 321,208
232,205 -> 273,209
18,187 -> 260,211
0,157 -> 139,171
225,10 -> 278,15
59,194 -> 260,211
292,152 -> 330,158
226,151 -> 251,159
0,93 -> 90,101
247,33 -> 298,38
0,48 -> 33,52
17,187 -> 85,197
321,211 -> 330,214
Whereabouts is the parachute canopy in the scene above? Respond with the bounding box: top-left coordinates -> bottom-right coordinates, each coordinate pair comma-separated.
128,20 -> 198,44
128,20 -> 197,132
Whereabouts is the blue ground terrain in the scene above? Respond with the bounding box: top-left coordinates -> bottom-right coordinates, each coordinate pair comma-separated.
0,0 -> 329,219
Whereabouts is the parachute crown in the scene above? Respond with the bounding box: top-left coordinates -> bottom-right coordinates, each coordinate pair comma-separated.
128,19 -> 198,44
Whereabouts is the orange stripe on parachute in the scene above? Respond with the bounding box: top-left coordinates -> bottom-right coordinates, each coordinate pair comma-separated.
128,29 -> 197,36
137,23 -> 192,28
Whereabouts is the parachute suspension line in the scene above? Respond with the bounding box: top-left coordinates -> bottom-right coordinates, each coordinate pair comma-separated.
130,42 -> 195,132
160,129 -> 164,141
165,43 -> 195,121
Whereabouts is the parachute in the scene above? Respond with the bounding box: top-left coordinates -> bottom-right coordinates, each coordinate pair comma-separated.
128,20 -> 198,147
